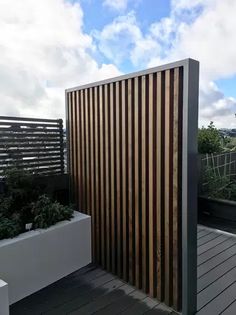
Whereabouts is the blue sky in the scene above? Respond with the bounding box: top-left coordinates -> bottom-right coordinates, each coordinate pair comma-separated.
82,0 -> 236,98
81,0 -> 171,35
0,0 -> 235,127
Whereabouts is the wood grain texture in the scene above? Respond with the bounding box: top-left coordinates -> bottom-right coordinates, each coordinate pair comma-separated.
141,75 -> 148,293
94,86 -> 101,264
104,84 -> 111,271
89,88 -> 95,260
99,85 -> 105,268
115,81 -> 122,278
110,83 -> 116,274
134,77 -> 141,288
67,66 -> 184,311
121,80 -> 128,282
156,72 -> 164,301
128,78 -> 134,285
164,69 -> 173,306
148,74 -> 155,296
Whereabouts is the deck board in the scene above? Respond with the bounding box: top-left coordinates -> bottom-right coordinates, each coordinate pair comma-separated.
10,226 -> 236,315
196,226 -> 236,315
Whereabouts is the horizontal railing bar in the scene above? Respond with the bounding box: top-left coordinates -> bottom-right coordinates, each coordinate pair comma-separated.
0,116 -> 61,123
0,145 -> 61,150
0,162 -> 62,170
0,147 -> 61,153
0,127 -> 61,133
0,132 -> 61,138
0,138 -> 61,143
0,152 -> 61,159
0,156 -> 61,163
0,145 -> 61,154
0,121 -> 60,128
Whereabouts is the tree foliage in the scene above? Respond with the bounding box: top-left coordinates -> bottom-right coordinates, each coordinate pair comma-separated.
198,122 -> 223,154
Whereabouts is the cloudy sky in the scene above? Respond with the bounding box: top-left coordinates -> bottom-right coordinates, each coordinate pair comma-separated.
0,0 -> 236,128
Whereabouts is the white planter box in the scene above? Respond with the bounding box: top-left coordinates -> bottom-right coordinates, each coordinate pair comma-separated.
0,280 -> 9,315
0,211 -> 91,306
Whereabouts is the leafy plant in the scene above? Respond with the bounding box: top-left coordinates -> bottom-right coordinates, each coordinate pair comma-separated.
0,168 -> 43,222
198,122 -> 223,154
0,217 -> 21,239
32,195 -> 73,229
0,169 -> 73,240
200,167 -> 236,201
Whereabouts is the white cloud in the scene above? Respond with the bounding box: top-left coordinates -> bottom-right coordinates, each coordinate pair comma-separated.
0,0 -> 121,119
103,0 -> 129,11
200,82 -> 236,128
95,0 -> 236,127
95,12 -> 160,68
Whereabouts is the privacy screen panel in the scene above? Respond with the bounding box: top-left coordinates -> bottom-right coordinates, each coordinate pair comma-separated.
66,59 -> 199,312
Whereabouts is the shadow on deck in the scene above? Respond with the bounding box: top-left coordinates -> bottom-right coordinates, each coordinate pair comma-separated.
10,265 -> 177,315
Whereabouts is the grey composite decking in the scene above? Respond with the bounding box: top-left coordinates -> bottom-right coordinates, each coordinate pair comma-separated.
10,264 -> 177,315
196,225 -> 236,315
10,226 -> 236,315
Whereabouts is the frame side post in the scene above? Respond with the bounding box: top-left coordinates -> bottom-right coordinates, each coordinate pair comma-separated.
182,59 -> 199,315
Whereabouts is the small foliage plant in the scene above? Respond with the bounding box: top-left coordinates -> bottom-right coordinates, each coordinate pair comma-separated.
198,122 -> 224,154
0,169 -> 73,240
200,167 -> 236,201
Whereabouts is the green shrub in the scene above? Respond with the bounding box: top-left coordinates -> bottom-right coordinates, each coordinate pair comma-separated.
0,168 -> 42,222
0,169 -> 73,240
0,217 -> 21,239
201,167 -> 236,201
198,122 -> 223,154
32,195 -> 73,229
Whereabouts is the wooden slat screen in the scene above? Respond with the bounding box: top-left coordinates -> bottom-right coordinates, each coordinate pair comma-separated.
0,116 -> 64,176
66,59 -> 199,313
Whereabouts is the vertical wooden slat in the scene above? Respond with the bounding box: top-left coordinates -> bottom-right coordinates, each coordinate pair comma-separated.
128,78 -> 134,285
156,72 -> 164,301
68,92 -> 74,202
141,75 -> 148,292
164,69 -> 173,306
116,81 -> 122,278
99,85 -> 105,267
148,74 -> 155,296
121,79 -> 128,281
80,90 -> 85,211
76,91 -> 82,211
89,87 -> 95,260
134,77 -> 140,288
104,84 -> 111,270
94,86 -> 101,264
110,83 -> 116,273
82,90 -> 87,212
72,92 -> 78,205
85,89 -> 90,215
173,68 -> 181,309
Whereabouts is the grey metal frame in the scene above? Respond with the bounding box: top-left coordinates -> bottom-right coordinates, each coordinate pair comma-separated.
65,58 -> 199,315
182,59 -> 199,315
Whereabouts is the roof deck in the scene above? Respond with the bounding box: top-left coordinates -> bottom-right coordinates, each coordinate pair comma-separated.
197,225 -> 236,315
10,225 -> 236,315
